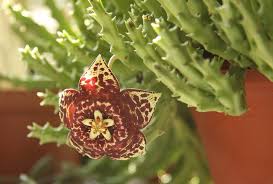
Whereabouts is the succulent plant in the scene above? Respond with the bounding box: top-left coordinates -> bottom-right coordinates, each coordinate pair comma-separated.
2,0 -> 273,183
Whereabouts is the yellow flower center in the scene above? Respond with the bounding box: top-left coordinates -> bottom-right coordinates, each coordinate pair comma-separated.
82,110 -> 114,141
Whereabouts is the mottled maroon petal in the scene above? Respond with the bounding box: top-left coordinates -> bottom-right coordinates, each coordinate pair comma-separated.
68,132 -> 104,159
104,129 -> 146,160
71,96 -> 127,129
59,89 -> 79,128
79,55 -> 120,95
121,89 -> 161,129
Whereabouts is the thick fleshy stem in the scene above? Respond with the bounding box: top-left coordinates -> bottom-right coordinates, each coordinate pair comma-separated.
203,0 -> 273,81
134,0 -> 166,18
87,0 -> 146,70
151,18 -> 247,115
156,0 -> 253,68
126,19 -> 227,113
7,4 -> 67,63
151,18 -> 211,93
19,45 -> 73,88
44,0 -> 77,36
27,123 -> 69,146
56,30 -> 96,65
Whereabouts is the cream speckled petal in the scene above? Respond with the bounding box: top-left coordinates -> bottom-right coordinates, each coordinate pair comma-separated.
94,110 -> 102,121
102,129 -> 112,141
90,129 -> 100,140
82,119 -> 93,126
103,119 -> 114,127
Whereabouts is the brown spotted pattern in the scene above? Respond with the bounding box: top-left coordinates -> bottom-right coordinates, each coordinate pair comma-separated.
59,89 -> 79,129
59,55 -> 161,160
79,55 -> 119,96
122,89 -> 161,129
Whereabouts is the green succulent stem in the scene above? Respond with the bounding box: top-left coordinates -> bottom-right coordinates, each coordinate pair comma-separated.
202,0 -> 273,81
8,4 -> 68,63
20,45 -> 73,88
27,123 -> 69,146
127,16 -> 247,115
44,0 -> 76,36
156,0 -> 253,68
126,19 -> 227,112
88,0 -> 146,70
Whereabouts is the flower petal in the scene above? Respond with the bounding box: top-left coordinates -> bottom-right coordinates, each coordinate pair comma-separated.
82,119 -> 93,126
105,131 -> 146,160
68,132 -> 104,159
89,129 -> 100,140
122,89 -> 161,129
59,89 -> 79,128
118,133 -> 146,160
94,110 -> 102,121
103,119 -> 114,127
102,129 -> 112,141
79,55 -> 120,94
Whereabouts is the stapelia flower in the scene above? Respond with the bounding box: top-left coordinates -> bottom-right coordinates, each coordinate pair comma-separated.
59,55 -> 161,160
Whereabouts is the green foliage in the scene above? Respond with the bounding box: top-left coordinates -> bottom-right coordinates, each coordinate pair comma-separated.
19,45 -> 73,88
5,0 -> 272,115
0,74 -> 56,89
7,3 -> 67,62
126,16 -> 246,115
27,123 -> 69,146
37,90 -> 59,113
158,0 -> 273,80
86,0 -> 249,115
88,0 -> 146,70
44,0 -> 76,36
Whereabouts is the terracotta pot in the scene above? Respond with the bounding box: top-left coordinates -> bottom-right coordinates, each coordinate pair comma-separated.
191,70 -> 273,184
0,91 -> 80,177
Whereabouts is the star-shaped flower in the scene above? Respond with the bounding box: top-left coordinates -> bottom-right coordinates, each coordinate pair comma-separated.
59,55 -> 161,160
